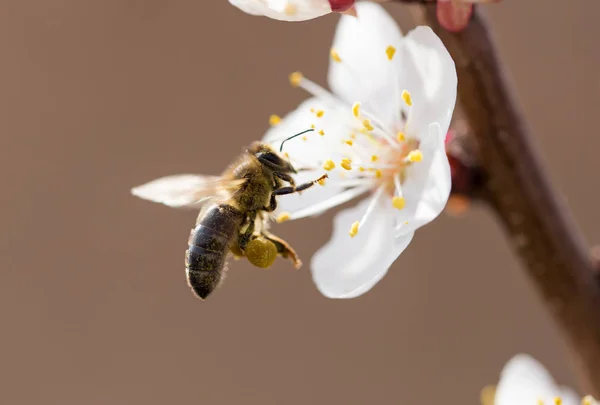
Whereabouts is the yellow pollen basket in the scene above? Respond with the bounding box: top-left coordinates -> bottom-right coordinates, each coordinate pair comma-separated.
340,158 -> 352,171
392,196 -> 406,210
408,150 -> 423,162
330,48 -> 342,63
402,90 -> 413,106
349,221 -> 359,238
386,45 -> 396,61
289,71 -> 303,88
269,114 -> 281,126
352,102 -> 361,118
276,212 -> 291,223
323,160 -> 336,171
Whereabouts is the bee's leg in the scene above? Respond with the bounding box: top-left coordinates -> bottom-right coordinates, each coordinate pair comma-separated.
238,211 -> 257,251
273,171 -> 296,187
271,173 -> 328,197
263,174 -> 328,212
261,230 -> 302,269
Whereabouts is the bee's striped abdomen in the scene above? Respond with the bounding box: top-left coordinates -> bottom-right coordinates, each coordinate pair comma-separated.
185,204 -> 244,299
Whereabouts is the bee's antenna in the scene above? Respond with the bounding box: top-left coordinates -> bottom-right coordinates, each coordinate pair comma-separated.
279,129 -> 315,152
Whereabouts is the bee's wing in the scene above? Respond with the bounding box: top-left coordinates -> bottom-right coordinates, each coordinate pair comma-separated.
131,174 -> 245,209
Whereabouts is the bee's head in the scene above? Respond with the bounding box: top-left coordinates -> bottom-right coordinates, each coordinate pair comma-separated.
248,142 -> 297,174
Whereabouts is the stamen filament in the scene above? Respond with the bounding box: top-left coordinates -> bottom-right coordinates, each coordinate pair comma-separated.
358,185 -> 385,228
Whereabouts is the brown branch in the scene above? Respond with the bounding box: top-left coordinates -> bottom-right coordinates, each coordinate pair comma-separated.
401,4 -> 600,395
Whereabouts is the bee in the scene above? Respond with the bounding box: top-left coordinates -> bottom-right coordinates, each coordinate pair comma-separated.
131,129 -> 326,300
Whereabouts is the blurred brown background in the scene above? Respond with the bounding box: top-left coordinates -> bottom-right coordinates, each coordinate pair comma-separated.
1,1 -> 599,404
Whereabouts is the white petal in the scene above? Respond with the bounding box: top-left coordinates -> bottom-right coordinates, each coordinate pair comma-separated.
229,0 -> 331,21
395,123 -> 451,235
285,182 -> 369,220
400,26 -> 457,138
311,196 -> 415,298
327,2 -> 403,126
496,354 -> 578,405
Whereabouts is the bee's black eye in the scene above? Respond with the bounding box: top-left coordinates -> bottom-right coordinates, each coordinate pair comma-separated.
257,152 -> 283,166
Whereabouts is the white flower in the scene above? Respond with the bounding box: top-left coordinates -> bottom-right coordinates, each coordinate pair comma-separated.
263,2 -> 457,298
492,354 -> 596,405
228,0 -> 356,21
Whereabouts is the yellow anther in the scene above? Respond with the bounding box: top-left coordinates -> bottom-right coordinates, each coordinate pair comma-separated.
480,384 -> 496,405
344,139 -> 353,146
310,108 -> 315,113
284,152 -> 290,158
323,160 -> 335,171
311,124 -> 315,129
358,127 -> 368,134
408,150 -> 423,162
371,155 -> 379,162
582,395 -> 595,405
316,110 -> 324,118
269,114 -> 281,126
276,212 -> 291,223
385,45 -> 396,61
362,119 -> 374,131
317,177 -> 326,186
340,157 -> 352,171
289,71 -> 303,88
349,221 -> 359,238
350,133 -> 356,140
392,196 -> 406,210
554,398 -> 562,405
402,89 -> 413,106
284,2 -> 297,15
397,132 -> 406,142
359,166 -> 365,172
319,129 -> 325,136
375,169 -> 382,178
352,102 -> 361,118
330,48 -> 342,63
302,136 -> 307,141
537,400 -> 544,405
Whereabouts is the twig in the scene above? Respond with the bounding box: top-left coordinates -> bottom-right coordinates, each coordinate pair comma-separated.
399,3 -> 600,395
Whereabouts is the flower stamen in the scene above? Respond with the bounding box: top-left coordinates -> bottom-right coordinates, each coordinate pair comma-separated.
349,221 -> 359,237
323,160 -> 336,171
269,114 -> 281,126
276,212 -> 291,223
406,150 -> 423,163
402,89 -> 413,107
385,45 -> 396,61
330,48 -> 342,63
352,102 -> 361,118
341,158 -> 352,170
392,196 -> 405,210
